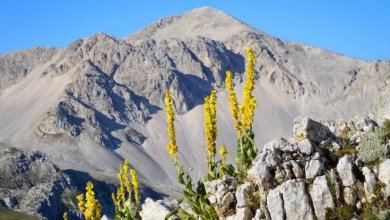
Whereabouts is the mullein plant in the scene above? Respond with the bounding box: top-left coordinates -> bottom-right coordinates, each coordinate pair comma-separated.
111,160 -> 141,220
225,47 -> 258,178
76,181 -> 102,220
164,91 -> 219,220
204,91 -> 234,180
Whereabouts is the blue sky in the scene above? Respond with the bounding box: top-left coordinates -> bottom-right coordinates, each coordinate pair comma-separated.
0,1 -> 389,60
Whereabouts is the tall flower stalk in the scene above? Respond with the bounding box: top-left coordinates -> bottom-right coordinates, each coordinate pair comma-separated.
204,90 -> 218,180
111,160 -> 141,220
164,91 -> 218,220
165,90 -> 178,164
225,47 -> 258,178
77,181 -> 101,220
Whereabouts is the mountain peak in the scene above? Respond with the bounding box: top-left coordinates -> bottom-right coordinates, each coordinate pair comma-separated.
126,7 -> 257,44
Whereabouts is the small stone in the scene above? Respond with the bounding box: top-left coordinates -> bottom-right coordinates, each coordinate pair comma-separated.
236,182 -> 254,208
208,195 -> 217,204
356,201 -> 362,210
221,192 -> 235,208
343,187 -> 357,206
290,160 -> 304,178
362,167 -> 377,202
140,198 -> 171,220
297,138 -> 314,155
235,207 -> 253,220
337,155 -> 356,187
305,156 -> 324,180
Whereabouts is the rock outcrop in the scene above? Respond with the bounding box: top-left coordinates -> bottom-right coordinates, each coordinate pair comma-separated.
140,116 -> 390,220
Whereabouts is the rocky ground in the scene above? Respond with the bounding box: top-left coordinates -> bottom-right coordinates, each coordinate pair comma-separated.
140,116 -> 390,220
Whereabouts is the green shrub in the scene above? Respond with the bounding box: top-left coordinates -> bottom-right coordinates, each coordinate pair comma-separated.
357,131 -> 387,165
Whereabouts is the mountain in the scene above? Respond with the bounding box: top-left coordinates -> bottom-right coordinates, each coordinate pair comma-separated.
0,6 -> 389,195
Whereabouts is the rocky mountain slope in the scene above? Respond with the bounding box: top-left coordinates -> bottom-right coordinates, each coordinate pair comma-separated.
0,6 -> 389,197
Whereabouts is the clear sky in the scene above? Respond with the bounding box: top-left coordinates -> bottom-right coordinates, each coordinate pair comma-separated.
1,0 -> 389,60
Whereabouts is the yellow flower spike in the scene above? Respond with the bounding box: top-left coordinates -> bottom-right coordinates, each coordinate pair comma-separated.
165,91 -> 178,163
122,160 -> 132,200
130,169 -> 140,206
76,194 -> 86,213
219,145 -> 228,158
204,90 -> 217,165
240,47 -> 257,130
225,70 -> 241,133
77,181 -> 101,220
219,145 -> 228,176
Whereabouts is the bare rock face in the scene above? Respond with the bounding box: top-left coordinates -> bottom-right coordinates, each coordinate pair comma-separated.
0,148 -> 69,220
0,47 -> 59,88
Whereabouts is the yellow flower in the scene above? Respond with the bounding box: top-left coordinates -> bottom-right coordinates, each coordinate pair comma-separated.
113,160 -> 133,211
219,145 -> 228,158
204,90 -> 217,164
76,194 -> 86,213
219,145 -> 228,176
165,91 -> 178,163
240,47 -> 257,130
77,181 -> 101,220
130,169 -> 140,206
63,212 -> 68,220
225,70 -> 240,133
85,181 -> 101,220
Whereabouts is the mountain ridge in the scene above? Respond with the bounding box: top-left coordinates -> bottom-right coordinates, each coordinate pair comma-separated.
0,7 -> 389,195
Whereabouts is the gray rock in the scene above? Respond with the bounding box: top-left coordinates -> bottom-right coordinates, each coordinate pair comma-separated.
0,197 -> 16,208
343,187 -> 357,206
297,139 -> 314,155
337,155 -> 356,187
220,192 -> 235,212
266,188 -> 284,220
0,148 -> 70,220
269,179 -> 314,220
293,117 -> 333,144
140,198 -> 171,220
379,159 -> 390,185
264,138 -> 297,153
379,159 -> 390,197
252,209 -> 261,220
309,175 -> 335,220
305,153 -> 324,179
282,179 -> 314,220
290,160 -> 304,178
248,147 -> 282,191
0,47 -> 59,89
236,182 -> 254,208
362,167 -> 377,201
235,207 -> 253,220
